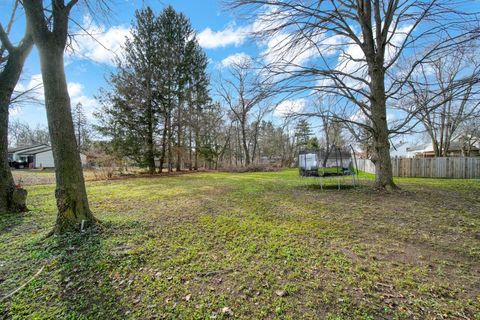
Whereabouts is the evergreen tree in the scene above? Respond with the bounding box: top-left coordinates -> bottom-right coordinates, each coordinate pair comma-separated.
73,102 -> 90,152
294,119 -> 313,150
96,6 -> 210,173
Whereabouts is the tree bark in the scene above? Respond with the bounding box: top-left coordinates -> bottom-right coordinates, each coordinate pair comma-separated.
194,123 -> 199,170
24,0 -> 97,232
241,117 -> 250,166
0,95 -> 16,214
188,128 -> 193,170
167,111 -> 173,173
146,133 -> 155,174
40,48 -> 96,232
251,122 -> 260,164
159,119 -> 168,173
146,75 -> 156,174
146,102 -> 155,174
175,94 -> 184,172
0,29 -> 32,214
370,68 -> 397,190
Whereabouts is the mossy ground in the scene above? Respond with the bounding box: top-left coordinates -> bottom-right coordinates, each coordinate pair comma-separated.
1,170 -> 479,319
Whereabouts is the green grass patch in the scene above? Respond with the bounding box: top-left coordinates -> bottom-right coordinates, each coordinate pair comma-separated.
1,170 -> 479,319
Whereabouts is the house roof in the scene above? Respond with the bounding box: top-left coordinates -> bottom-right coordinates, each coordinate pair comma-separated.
406,143 -> 431,152
18,147 -> 52,155
8,144 -> 51,155
406,141 -> 479,154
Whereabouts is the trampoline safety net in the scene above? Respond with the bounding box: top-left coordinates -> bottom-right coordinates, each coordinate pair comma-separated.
298,146 -> 359,178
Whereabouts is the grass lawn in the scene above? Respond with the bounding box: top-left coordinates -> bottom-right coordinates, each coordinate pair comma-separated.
1,170 -> 479,319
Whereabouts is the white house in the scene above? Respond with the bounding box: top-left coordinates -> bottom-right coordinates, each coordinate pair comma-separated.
8,144 -> 87,169
390,141 -> 421,158
389,141 -> 480,158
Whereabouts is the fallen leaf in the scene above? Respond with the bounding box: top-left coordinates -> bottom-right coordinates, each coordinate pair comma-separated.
222,306 -> 233,316
275,290 -> 287,297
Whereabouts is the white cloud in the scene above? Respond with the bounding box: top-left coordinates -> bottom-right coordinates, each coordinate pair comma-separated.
261,32 -> 320,67
68,82 -> 83,98
68,82 -> 100,120
253,7 -> 337,69
274,99 -> 306,118
14,76 -> 99,121
9,106 -> 22,116
386,25 -> 414,64
197,24 -> 250,49
13,74 -> 44,103
220,52 -> 251,68
333,24 -> 414,90
349,109 -> 369,123
334,42 -> 368,90
68,16 -> 130,65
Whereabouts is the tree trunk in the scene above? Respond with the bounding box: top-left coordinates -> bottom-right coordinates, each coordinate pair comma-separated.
159,120 -> 168,173
146,133 -> 155,174
146,102 -> 155,174
0,97 -> 24,213
370,68 -> 397,190
194,126 -> 199,170
0,99 -> 16,214
38,46 -> 96,233
251,124 -> 259,164
166,105 -> 172,173
0,35 -> 32,213
188,127 -> 193,171
241,118 -> 250,166
176,97 -> 183,172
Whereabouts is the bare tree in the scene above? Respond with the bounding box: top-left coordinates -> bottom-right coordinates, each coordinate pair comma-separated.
216,57 -> 272,166
399,48 -> 480,156
73,102 -> 90,152
458,118 -> 480,156
9,119 -> 50,147
23,0 -> 97,233
228,0 -> 480,189
279,118 -> 297,167
0,1 -> 33,213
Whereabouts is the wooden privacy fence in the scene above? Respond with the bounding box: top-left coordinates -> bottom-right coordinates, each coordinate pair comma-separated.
356,157 -> 480,179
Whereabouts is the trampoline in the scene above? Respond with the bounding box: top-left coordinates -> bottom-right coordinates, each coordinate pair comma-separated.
298,145 -> 359,190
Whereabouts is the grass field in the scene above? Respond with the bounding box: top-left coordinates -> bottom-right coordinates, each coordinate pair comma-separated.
1,170 -> 479,319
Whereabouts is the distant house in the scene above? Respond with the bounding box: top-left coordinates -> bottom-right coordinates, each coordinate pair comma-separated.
406,141 -> 480,158
8,144 -> 87,169
390,141 -> 418,158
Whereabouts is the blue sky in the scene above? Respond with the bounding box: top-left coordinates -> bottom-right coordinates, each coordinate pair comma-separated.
4,1 -> 478,148
3,0 -> 262,127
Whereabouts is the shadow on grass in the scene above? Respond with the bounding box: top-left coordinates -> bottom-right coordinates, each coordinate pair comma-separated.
1,222 -> 132,319
0,211 -> 26,235
298,183 -> 358,191
49,225 -> 127,319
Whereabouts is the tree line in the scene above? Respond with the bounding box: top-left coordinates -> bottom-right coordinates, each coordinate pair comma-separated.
227,0 -> 480,189
1,0 -> 479,235
95,7 -> 299,172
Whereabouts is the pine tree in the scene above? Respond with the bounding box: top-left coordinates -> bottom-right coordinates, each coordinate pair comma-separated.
97,6 -> 210,173
294,119 -> 313,150
73,102 -> 89,152
97,8 -> 163,174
